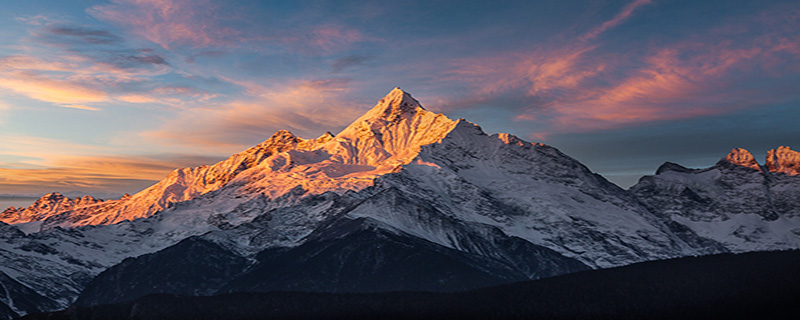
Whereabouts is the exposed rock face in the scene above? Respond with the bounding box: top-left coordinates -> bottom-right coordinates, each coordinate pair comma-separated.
719,148 -> 761,171
766,146 -> 800,176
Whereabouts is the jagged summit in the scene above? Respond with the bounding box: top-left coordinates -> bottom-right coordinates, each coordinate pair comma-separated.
766,146 -> 800,176
359,87 -> 425,122
333,88 -> 457,167
0,192 -> 104,225
717,148 -> 760,170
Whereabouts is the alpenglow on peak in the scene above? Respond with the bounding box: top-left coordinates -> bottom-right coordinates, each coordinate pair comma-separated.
356,87 -> 425,123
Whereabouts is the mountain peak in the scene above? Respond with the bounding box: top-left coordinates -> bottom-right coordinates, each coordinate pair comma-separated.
766,146 -> 800,176
360,87 -> 425,123
717,148 -> 760,170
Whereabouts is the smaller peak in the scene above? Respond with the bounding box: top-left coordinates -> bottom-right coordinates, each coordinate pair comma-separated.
40,192 -> 66,200
717,148 -> 760,170
655,162 -> 696,175
316,131 -> 335,142
766,146 -> 800,175
270,130 -> 296,139
255,130 -> 300,147
497,133 -> 524,146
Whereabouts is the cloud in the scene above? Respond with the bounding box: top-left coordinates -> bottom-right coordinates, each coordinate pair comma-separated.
0,155 -> 222,195
58,104 -> 101,111
0,70 -> 109,104
44,25 -> 122,45
0,134 -> 224,194
0,22 -> 210,110
87,0 -> 242,49
33,24 -> 173,75
331,55 -> 372,72
307,25 -> 367,52
439,3 -> 800,138
141,78 -> 365,151
14,15 -> 57,26
88,0 -> 372,53
580,0 -> 652,42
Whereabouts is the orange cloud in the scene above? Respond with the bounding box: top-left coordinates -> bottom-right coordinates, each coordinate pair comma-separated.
58,104 -> 101,111
140,78 -> 365,151
0,155 -> 218,195
0,52 -> 213,110
0,70 -> 108,104
0,134 -> 222,195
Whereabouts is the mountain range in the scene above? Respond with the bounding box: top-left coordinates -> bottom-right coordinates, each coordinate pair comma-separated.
2,88 -> 799,319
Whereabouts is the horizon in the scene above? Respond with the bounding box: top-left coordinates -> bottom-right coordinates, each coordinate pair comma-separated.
1,0 -> 799,195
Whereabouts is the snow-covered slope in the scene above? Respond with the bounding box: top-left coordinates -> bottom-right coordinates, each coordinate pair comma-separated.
0,88 -> 456,231
631,147 -> 800,251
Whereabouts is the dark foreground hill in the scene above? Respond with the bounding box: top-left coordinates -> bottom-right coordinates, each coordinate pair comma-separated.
22,250 -> 800,320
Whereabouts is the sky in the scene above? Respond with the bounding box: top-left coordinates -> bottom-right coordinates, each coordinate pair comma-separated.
0,0 -> 799,197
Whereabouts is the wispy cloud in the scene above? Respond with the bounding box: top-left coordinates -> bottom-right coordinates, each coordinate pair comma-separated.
88,0 -> 372,53
44,25 -> 123,45
440,2 -> 800,138
88,0 -> 242,49
0,155 -> 219,195
58,104 -> 101,111
141,78 -> 365,151
0,20 -> 217,110
331,55 -> 371,72
0,134 -> 222,194
580,0 -> 652,42
0,69 -> 109,104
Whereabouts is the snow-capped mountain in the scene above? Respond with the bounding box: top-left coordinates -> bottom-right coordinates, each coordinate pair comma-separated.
631,147 -> 800,251
1,88 -> 799,318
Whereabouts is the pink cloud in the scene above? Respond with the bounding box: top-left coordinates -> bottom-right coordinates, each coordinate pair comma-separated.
309,25 -> 367,52
443,5 -> 800,137
88,0 -> 372,53
88,0 -> 242,49
580,0 -> 653,42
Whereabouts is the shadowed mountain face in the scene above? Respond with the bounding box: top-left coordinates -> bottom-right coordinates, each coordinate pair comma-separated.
0,271 -> 60,320
73,237 -> 249,308
2,89 -> 800,318
75,216 -> 589,307
23,250 -> 800,320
